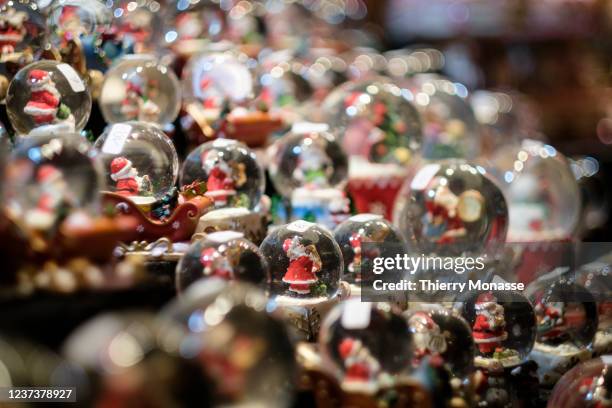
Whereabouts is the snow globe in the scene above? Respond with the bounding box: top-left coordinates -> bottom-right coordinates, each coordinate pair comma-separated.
6,60 -> 91,136
321,76 -> 422,219
394,160 -> 508,259
319,300 -> 413,393
455,288 -> 537,407
99,55 -> 181,125
3,132 -> 104,232
267,122 -> 349,228
526,277 -> 598,387
47,0 -> 113,72
490,139 -> 580,242
62,312 -> 214,406
333,214 -> 407,287
105,0 -> 163,55
0,0 -> 47,90
405,74 -> 479,160
577,260 -> 612,355
163,1 -> 225,57
93,121 -> 178,208
406,306 -> 475,377
256,49 -> 312,120
180,138 -> 264,210
547,356 -> 612,408
176,230 -> 270,293
161,280 -> 296,407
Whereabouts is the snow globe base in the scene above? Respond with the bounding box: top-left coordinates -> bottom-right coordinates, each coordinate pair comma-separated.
196,207 -> 268,245
529,341 -> 592,387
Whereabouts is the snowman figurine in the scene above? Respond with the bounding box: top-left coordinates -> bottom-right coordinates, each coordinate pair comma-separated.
109,156 -> 151,197
24,69 -> 75,136
281,236 -> 322,295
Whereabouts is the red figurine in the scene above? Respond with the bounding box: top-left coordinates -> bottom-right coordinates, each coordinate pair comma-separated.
24,69 -> 66,126
203,154 -> 236,207
472,292 -> 508,355
348,232 -> 362,273
200,247 -> 233,280
338,337 -> 381,385
110,157 -> 150,196
424,177 -> 467,244
409,311 -> 447,366
534,300 -> 566,343
36,164 -> 65,213
281,236 -> 321,295
0,8 -> 26,56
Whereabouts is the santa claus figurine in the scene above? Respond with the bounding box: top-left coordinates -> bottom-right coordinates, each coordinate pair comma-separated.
203,155 -> 236,207
338,337 -> 381,387
282,236 -> 321,295
36,165 -> 65,213
534,300 -> 567,343
24,69 -> 73,132
424,179 -> 467,244
0,8 -> 27,57
109,156 -> 151,196
292,143 -> 331,189
472,292 -> 508,356
348,233 -> 362,275
121,79 -> 143,121
409,311 -> 447,366
200,247 -> 233,280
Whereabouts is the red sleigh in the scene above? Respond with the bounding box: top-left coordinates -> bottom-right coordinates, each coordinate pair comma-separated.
102,192 -> 213,243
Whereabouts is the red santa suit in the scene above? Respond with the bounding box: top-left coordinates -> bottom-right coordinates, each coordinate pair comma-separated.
204,158 -> 236,206
338,338 -> 380,384
120,81 -> 142,120
282,236 -> 320,295
472,293 -> 508,355
0,9 -> 26,55
36,165 -> 63,212
24,69 -> 61,125
200,247 -> 233,280
348,233 -> 362,275
424,185 -> 465,244
110,157 -> 139,196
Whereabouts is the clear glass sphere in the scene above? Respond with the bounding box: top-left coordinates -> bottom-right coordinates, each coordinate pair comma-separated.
490,139 -> 581,241
163,1 -> 225,50
319,300 -> 413,389
3,133 -> 104,231
454,289 -> 537,367
256,49 -> 313,113
406,306 -> 475,377
394,160 -> 508,258
181,52 -> 254,109
321,76 -> 422,165
93,121 -> 178,203
99,55 -> 181,125
333,214 -> 406,284
105,0 -> 163,54
47,0 -> 112,60
176,230 -> 270,293
548,356 -> 612,408
180,139 -> 264,210
62,312 -> 214,406
162,280 -> 296,408
267,123 -> 348,198
259,220 -> 342,301
406,74 -> 479,160
526,278 -> 598,348
6,60 -> 91,136
0,0 -> 47,78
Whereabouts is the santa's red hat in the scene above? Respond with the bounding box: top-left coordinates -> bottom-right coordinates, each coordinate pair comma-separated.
37,164 -> 61,183
349,233 -> 361,249
110,157 -> 134,181
200,247 -> 217,268
409,311 -> 437,332
28,69 -> 52,87
283,236 -> 300,253
126,80 -> 142,96
475,292 -> 497,311
338,338 -> 361,360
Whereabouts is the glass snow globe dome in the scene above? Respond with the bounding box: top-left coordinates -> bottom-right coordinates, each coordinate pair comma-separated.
93,121 -> 178,205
